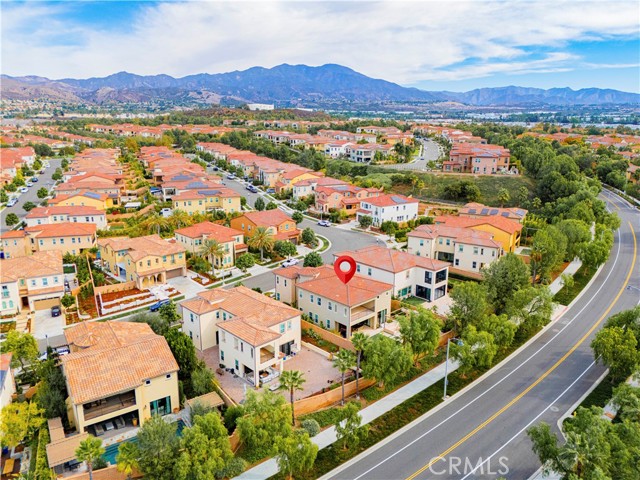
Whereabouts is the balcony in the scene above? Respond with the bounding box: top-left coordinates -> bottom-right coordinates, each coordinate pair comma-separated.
260,346 -> 276,365
351,305 -> 375,322
83,391 -> 136,421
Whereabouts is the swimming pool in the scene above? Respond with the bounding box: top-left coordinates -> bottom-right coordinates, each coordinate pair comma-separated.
102,420 -> 185,465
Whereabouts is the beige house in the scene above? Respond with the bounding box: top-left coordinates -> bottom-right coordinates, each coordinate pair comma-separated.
24,223 -> 97,256
407,224 -> 502,273
274,265 -> 393,338
25,206 -> 107,230
171,188 -> 242,215
174,222 -> 247,270
98,235 -> 187,289
0,250 -> 64,315
180,286 -> 301,387
0,231 -> 31,259
61,321 -> 179,434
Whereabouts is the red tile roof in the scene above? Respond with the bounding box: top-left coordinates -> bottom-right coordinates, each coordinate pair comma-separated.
435,215 -> 523,235
175,221 -> 241,243
25,222 -> 97,238
335,245 -> 449,273
361,193 -> 418,208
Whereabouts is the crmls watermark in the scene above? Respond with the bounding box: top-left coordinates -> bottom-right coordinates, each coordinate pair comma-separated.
428,456 -> 509,476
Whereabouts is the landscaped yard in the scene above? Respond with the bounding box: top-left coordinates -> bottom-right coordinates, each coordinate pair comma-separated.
553,265 -> 595,305
302,328 -> 340,354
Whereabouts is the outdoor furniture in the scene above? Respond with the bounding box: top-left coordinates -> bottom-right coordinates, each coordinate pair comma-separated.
3,458 -> 15,475
94,423 -> 105,436
114,417 -> 125,429
104,421 -> 115,431
269,382 -> 281,392
216,368 -> 225,375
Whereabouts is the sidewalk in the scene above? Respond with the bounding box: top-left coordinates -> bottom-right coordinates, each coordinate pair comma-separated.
236,359 -> 459,480
548,258 -> 582,296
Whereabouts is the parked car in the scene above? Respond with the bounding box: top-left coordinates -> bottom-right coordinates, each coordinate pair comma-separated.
245,184 -> 253,191
317,220 -> 331,227
31,177 -> 38,182
281,258 -> 300,268
51,305 -> 62,317
226,174 -> 236,180
19,187 -> 28,193
39,169 -> 45,174
213,166 -> 219,171
248,186 -> 259,193
149,298 -> 171,312
25,182 -> 33,187
160,208 -> 172,218
266,188 -> 276,194
6,198 -> 17,207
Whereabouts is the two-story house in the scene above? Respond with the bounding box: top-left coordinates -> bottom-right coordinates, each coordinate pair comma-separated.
230,210 -> 301,244
314,184 -> 382,216
24,206 -> 107,230
434,215 -> 523,253
407,224 -> 502,273
0,231 -> 31,259
356,194 -> 419,227
98,235 -> 187,289
48,191 -> 113,211
174,222 -> 247,270
274,265 -> 393,338
24,223 -> 97,256
334,245 -> 449,301
0,250 -> 64,315
171,188 -> 242,215
179,286 -> 301,387
61,321 -> 179,434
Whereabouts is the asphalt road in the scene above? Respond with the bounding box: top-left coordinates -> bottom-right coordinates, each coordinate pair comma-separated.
378,138 -> 442,172
323,190 -> 639,480
207,168 -> 379,292
1,158 -> 62,233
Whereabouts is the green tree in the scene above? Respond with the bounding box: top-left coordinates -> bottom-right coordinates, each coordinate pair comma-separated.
303,251 -> 323,267
75,435 -> 105,480
266,201 -> 278,210
448,282 -> 489,334
2,330 -> 39,370
60,294 -> 75,308
477,314 -> 517,349
351,332 -> 369,399
174,412 -> 233,480
452,326 -> 498,376
235,253 -> 256,271
333,349 -> 356,406
278,370 -> 306,425
504,286 -> 554,337
22,201 -> 36,212
144,212 -> 169,236
274,240 -> 297,259
237,390 -> 293,456
254,197 -> 266,211
51,168 -> 63,181
36,187 -> 49,199
591,326 -> 639,382
612,382 -> 640,422
335,402 -> 369,450
398,308 -> 441,365
497,188 -> 511,207
0,190 -> 7,204
164,328 -> 199,395
190,365 -> 215,396
530,226 -> 568,284
168,209 -> 191,229
557,219 -> 591,261
515,186 -> 530,206
0,401 -> 45,448
200,238 -> 225,277
483,253 -> 531,314
5,212 -> 19,227
358,215 -> 373,229
362,335 -> 411,388
158,300 -> 180,325
292,211 -> 304,224
116,441 -> 140,480
247,226 -> 275,261
136,415 -> 179,480
301,227 -> 317,246
275,430 -> 318,480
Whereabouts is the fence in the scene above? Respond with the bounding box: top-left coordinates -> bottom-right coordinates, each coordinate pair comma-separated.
94,281 -> 137,296
293,377 -> 377,416
301,320 -> 355,351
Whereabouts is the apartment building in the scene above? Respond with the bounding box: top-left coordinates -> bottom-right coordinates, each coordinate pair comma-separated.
180,286 -> 301,387
357,193 -> 419,227
334,245 -> 449,301
25,206 -> 107,230
230,210 -> 300,243
174,222 -> 247,270
61,321 -> 179,433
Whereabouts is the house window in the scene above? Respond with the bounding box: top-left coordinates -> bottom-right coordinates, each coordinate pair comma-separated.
328,302 -> 332,311
446,239 -> 450,246
458,245 -> 463,252
216,311 -> 220,319
284,280 -> 287,287
438,238 -> 443,245
419,240 -> 424,246
299,292 -> 303,298
166,373 -> 171,379
190,313 -> 194,323
39,239 -> 44,246
235,360 -> 239,371
367,268 -> 372,276
221,350 -> 225,361
287,320 -> 292,330
310,294 -> 314,303
473,247 -> 479,255
145,379 -> 151,385
317,297 -> 321,306
31,280 -> 37,287
326,319 -> 330,329
280,323 -> 285,333
72,237 -> 76,244
425,271 -> 433,283
149,396 -> 171,416
472,261 -> 477,269
276,277 -> 280,284
356,265 -> 360,272
240,342 -> 244,352
234,338 -> 239,350
43,278 -> 48,286
455,259 -> 459,266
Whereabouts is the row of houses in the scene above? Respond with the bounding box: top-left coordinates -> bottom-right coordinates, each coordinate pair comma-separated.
86,123 -> 239,139
0,146 -> 36,185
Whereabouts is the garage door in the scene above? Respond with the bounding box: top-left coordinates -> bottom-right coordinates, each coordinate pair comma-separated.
33,297 -> 60,311
165,268 -> 183,279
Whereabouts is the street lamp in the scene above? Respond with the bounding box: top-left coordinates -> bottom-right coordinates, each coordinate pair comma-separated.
443,336 -> 462,400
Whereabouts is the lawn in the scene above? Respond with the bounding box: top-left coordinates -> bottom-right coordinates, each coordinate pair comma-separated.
553,265 -> 595,306
401,296 -> 427,307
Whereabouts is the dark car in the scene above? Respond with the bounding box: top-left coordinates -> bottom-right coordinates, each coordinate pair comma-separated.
31,177 -> 38,182
149,298 -> 171,312
51,305 -> 62,317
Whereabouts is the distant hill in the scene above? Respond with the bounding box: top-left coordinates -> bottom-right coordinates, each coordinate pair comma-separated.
2,64 -> 638,107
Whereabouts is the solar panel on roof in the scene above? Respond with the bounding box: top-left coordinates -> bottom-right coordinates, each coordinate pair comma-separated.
85,192 -> 101,199
197,190 -> 221,195
501,212 -> 509,217
468,209 -> 476,214
490,209 -> 499,215
480,208 -> 489,215
391,195 -> 407,203
516,209 -> 526,215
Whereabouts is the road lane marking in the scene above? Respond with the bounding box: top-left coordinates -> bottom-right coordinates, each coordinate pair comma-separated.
347,225 -> 623,480
405,221 -> 636,480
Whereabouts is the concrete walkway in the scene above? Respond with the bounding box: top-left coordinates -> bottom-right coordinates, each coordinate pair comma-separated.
235,359 -> 459,479
548,258 -> 582,296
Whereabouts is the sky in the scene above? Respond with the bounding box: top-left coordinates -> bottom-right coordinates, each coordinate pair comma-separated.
2,0 -> 639,93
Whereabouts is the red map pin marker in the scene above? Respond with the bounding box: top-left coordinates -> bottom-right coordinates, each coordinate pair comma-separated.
334,255 -> 357,285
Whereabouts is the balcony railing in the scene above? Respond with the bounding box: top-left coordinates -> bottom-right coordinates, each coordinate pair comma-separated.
351,305 -> 375,322
83,391 -> 136,421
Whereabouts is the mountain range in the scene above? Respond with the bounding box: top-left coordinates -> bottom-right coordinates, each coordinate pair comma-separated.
2,63 -> 638,107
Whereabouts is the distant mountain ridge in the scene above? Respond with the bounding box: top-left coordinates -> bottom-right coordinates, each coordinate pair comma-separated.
2,63 -> 638,107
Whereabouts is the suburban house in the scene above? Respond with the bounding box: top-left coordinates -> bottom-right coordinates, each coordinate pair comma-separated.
407,224 -> 502,273
230,210 -> 301,243
61,321 -> 179,434
314,184 -> 382,215
25,206 -> 108,230
274,265 -> 393,338
334,245 -> 450,301
444,143 -> 511,174
356,193 -> 420,227
48,191 -> 114,211
179,286 -> 301,387
458,202 -> 528,223
23,223 -> 97,256
292,176 -> 349,200
275,169 -> 323,193
346,143 -> 394,163
434,215 -> 523,253
174,222 -> 247,270
171,188 -> 242,215
98,235 -> 187,289
0,231 -> 32,259
1,353 -> 16,409
0,250 -> 64,315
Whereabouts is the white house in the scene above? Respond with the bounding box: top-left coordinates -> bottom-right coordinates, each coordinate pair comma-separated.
357,194 -> 419,227
24,206 -> 108,230
334,245 -> 449,301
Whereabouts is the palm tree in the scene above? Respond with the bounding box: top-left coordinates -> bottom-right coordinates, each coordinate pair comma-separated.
75,435 -> 105,480
200,238 -> 226,278
278,370 -> 306,426
169,209 -> 191,229
351,333 -> 369,399
333,349 -> 356,406
144,212 -> 169,236
247,226 -> 275,261
116,441 -> 139,480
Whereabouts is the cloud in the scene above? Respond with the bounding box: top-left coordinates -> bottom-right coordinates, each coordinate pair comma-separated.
2,0 -> 639,86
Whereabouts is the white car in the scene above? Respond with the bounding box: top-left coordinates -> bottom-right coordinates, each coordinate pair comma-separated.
25,182 -> 33,187
317,220 -> 331,227
281,258 -> 300,268
19,187 -> 28,193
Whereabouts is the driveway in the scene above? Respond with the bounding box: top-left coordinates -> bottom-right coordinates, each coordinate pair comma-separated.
32,308 -> 65,341
166,275 -> 208,299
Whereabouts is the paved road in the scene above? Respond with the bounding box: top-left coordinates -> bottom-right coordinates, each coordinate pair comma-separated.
378,138 -> 442,172
1,158 -> 62,233
323,191 -> 639,480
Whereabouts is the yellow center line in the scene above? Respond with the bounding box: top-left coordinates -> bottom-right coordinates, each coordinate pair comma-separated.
406,221 -> 637,480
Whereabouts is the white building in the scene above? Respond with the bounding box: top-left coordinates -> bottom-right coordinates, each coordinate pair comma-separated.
357,193 -> 419,227
247,103 -> 275,111
334,245 -> 449,301
24,206 -> 108,230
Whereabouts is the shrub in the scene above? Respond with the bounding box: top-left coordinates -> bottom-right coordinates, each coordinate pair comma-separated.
301,418 -> 321,437
217,457 -> 247,479
223,405 -> 245,433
